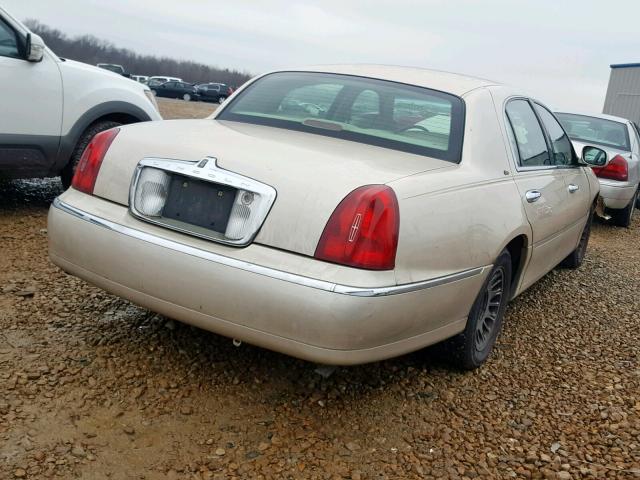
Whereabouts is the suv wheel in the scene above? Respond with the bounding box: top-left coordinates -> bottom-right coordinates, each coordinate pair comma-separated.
183,93 -> 191,102
218,96 -> 226,104
60,120 -> 121,189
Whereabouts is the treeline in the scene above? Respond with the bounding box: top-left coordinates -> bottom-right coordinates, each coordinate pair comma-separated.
24,20 -> 252,87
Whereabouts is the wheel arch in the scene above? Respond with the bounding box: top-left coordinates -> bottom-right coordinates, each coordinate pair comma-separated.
500,233 -> 529,299
51,101 -> 153,175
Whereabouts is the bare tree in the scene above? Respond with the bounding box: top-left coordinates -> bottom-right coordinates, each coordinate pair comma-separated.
24,19 -> 252,87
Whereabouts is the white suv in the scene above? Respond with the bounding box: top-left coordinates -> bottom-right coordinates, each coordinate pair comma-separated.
0,7 -> 162,187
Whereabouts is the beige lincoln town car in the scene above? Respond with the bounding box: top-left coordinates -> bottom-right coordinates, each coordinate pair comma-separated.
48,65 -> 607,368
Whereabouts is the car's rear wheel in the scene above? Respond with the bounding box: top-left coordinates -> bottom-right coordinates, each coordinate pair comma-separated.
60,120 -> 121,189
608,188 -> 638,227
446,250 -> 512,370
218,96 -> 226,104
560,208 -> 593,268
183,93 -> 191,101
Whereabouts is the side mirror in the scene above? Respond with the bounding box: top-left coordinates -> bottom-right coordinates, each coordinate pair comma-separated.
582,146 -> 607,167
26,33 -> 45,62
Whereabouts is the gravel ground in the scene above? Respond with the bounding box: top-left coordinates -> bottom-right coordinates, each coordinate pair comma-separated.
1,100 -> 640,479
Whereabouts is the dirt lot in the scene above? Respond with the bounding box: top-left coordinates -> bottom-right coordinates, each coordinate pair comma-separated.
156,98 -> 218,120
1,98 -> 640,479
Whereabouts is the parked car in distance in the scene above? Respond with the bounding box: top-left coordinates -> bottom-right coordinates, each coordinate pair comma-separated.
97,63 -> 125,75
150,81 -> 200,101
147,76 -> 182,87
49,65 -> 606,369
131,75 -> 149,84
0,6 -> 161,187
556,112 -> 640,227
196,82 -> 233,103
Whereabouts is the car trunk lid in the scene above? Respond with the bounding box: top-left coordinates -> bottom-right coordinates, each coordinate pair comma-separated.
94,119 -> 454,256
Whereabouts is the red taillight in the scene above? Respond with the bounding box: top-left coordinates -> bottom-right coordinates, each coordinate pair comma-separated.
314,185 -> 399,270
71,128 -> 119,194
592,154 -> 628,181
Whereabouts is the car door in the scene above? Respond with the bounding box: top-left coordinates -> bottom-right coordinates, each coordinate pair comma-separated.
159,82 -> 174,98
533,103 -> 591,240
0,13 -> 62,177
504,99 -> 572,288
211,84 -> 221,100
176,82 -> 190,98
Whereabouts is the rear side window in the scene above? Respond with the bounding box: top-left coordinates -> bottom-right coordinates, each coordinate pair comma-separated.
534,104 -> 575,166
505,100 -> 551,167
555,113 -> 631,151
0,18 -> 20,59
217,71 -> 465,162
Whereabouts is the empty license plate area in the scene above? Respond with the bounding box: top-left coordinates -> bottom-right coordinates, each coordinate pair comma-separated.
163,174 -> 236,233
130,158 -> 277,246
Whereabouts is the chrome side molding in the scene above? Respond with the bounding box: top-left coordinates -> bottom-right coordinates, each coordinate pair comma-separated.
53,198 -> 488,298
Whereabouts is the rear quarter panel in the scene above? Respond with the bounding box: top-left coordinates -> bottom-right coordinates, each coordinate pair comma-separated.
390,87 -> 530,284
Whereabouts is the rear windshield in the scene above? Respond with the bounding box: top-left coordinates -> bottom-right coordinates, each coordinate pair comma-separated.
217,72 -> 465,162
556,113 -> 630,151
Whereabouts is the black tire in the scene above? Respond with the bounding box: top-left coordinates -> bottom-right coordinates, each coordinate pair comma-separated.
560,208 -> 593,268
60,120 -> 121,189
218,96 -> 226,104
183,93 -> 191,102
608,188 -> 638,228
446,250 -> 512,370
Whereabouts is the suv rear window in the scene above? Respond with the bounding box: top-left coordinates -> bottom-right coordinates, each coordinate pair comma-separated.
217,71 -> 465,162
556,113 -> 631,151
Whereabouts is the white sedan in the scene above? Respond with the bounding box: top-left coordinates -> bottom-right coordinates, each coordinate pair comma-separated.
48,65 -> 606,368
556,112 -> 640,227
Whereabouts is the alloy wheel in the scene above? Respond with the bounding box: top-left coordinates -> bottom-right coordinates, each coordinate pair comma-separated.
475,268 -> 505,352
576,217 -> 591,263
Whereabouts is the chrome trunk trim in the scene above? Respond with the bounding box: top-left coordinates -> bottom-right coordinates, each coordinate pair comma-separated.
128,157 -> 277,246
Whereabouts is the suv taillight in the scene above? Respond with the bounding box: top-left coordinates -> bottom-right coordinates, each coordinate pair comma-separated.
314,185 -> 399,270
592,154 -> 628,181
72,128 -> 119,194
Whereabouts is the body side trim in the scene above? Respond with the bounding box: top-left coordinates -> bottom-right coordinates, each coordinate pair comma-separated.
53,197 -> 488,297
0,133 -> 60,178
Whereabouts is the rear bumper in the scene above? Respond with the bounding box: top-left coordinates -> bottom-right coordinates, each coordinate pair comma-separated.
48,197 -> 488,365
599,181 -> 638,210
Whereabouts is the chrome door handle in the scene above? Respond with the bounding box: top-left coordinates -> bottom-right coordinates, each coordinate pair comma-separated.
568,184 -> 579,193
525,190 -> 542,203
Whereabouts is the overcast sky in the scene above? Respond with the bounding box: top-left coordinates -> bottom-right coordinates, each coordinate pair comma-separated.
5,0 -> 639,111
